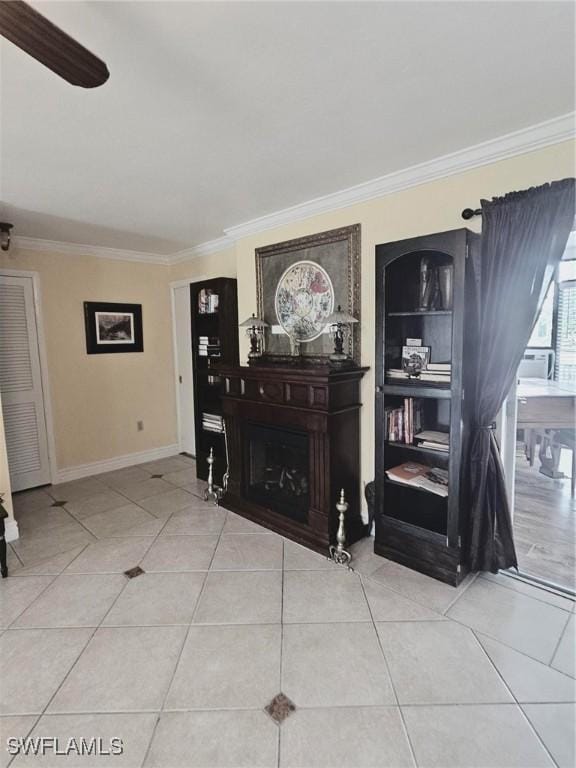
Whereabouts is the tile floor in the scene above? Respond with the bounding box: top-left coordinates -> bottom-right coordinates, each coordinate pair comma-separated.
0,454 -> 574,768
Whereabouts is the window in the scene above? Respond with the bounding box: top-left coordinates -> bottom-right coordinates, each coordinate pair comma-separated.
555,276 -> 576,385
527,280 -> 554,348
524,230 -> 576,382
559,259 -> 576,282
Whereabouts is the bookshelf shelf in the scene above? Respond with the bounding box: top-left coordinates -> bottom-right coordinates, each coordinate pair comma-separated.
375,228 -> 478,585
383,383 -> 452,398
384,477 -> 447,497
387,310 -> 453,317
385,440 -> 450,463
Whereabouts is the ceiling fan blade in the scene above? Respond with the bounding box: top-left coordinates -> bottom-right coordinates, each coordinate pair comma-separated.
0,0 -> 109,88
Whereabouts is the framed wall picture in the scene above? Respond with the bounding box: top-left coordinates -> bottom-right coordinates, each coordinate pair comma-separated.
84,302 -> 143,354
255,224 -> 361,363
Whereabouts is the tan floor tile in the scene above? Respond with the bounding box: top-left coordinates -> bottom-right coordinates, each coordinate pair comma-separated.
145,711 -> 277,768
403,704 -> 555,767
280,707 -> 414,768
103,572 -> 205,626
48,626 -> 186,713
13,574 -> 126,628
0,629 -> 92,715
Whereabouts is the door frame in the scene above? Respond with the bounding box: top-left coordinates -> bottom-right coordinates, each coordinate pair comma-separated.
170,277 -> 207,455
0,268 -> 58,485
501,376 -> 576,597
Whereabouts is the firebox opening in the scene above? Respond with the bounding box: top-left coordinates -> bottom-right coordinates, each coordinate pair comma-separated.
244,423 -> 309,523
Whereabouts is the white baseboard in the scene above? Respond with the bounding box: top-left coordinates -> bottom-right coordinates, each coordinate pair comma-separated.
4,517 -> 19,543
54,444 -> 180,484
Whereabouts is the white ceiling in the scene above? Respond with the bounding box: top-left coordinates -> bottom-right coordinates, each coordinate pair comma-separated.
1,1 -> 574,255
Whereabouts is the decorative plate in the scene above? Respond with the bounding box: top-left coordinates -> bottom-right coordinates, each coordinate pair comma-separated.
274,260 -> 335,342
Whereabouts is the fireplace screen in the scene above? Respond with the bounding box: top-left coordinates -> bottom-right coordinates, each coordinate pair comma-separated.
245,423 -> 309,522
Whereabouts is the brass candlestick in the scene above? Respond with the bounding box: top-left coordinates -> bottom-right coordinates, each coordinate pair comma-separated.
329,489 -> 352,566
325,305 -> 358,366
204,447 -> 223,505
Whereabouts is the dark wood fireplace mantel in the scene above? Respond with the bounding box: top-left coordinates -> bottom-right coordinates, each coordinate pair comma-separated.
218,363 -> 368,554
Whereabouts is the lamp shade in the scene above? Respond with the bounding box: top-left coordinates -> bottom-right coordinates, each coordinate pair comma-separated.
239,313 -> 269,328
325,305 -> 358,325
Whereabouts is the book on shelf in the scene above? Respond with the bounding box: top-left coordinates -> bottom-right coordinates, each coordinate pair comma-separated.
418,372 -> 451,382
386,462 -> 449,497
202,412 -> 224,433
385,398 -> 422,444
198,289 -> 219,314
414,429 -> 450,453
418,441 -> 449,453
386,367 -> 451,383
198,337 -> 221,358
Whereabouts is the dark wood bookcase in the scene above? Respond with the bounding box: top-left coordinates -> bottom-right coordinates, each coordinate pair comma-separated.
190,278 -> 239,484
374,229 -> 478,585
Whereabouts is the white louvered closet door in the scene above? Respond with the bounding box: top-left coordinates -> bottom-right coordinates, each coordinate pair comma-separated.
0,276 -> 51,490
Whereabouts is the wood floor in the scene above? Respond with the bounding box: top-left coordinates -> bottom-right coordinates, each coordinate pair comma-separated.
513,446 -> 575,591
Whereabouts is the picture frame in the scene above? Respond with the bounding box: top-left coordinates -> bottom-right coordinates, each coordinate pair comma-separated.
255,224 -> 361,364
84,302 -> 143,354
401,345 -> 430,374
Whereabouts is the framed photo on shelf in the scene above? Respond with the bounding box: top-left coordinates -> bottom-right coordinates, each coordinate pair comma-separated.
401,345 -> 430,374
255,224 -> 361,364
84,302 -> 143,354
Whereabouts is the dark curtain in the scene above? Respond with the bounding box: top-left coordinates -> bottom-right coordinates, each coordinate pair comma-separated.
467,178 -> 575,573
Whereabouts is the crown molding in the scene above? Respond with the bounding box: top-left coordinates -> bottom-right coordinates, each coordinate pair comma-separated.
169,235 -> 235,265
224,112 -> 576,240
11,113 -> 574,264
15,236 -> 170,265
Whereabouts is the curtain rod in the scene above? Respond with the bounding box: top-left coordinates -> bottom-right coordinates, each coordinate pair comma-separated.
461,208 -> 482,220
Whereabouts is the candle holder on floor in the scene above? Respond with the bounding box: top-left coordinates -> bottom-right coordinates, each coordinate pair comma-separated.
204,447 -> 223,505
329,489 -> 352,567
0,492 -> 8,578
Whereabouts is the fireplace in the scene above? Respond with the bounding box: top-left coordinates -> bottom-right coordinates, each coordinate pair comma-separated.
218,362 -> 368,554
245,423 -> 309,523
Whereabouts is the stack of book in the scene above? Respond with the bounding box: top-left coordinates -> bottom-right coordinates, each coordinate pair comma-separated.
198,289 -> 219,314
206,374 -> 221,386
198,336 -> 221,358
202,413 -> 224,433
414,429 -> 450,453
385,398 -> 423,444
386,362 -> 451,384
386,462 -> 449,497
423,362 -> 451,382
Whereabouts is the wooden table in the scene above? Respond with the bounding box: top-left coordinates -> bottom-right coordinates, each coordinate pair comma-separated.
517,378 -> 576,494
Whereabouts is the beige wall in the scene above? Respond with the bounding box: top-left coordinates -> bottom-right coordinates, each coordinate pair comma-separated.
0,140 -> 573,487
0,249 -> 177,472
225,140 -> 575,511
169,247 -> 237,284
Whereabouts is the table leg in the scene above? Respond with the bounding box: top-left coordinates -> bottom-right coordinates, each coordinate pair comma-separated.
524,429 -> 538,466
